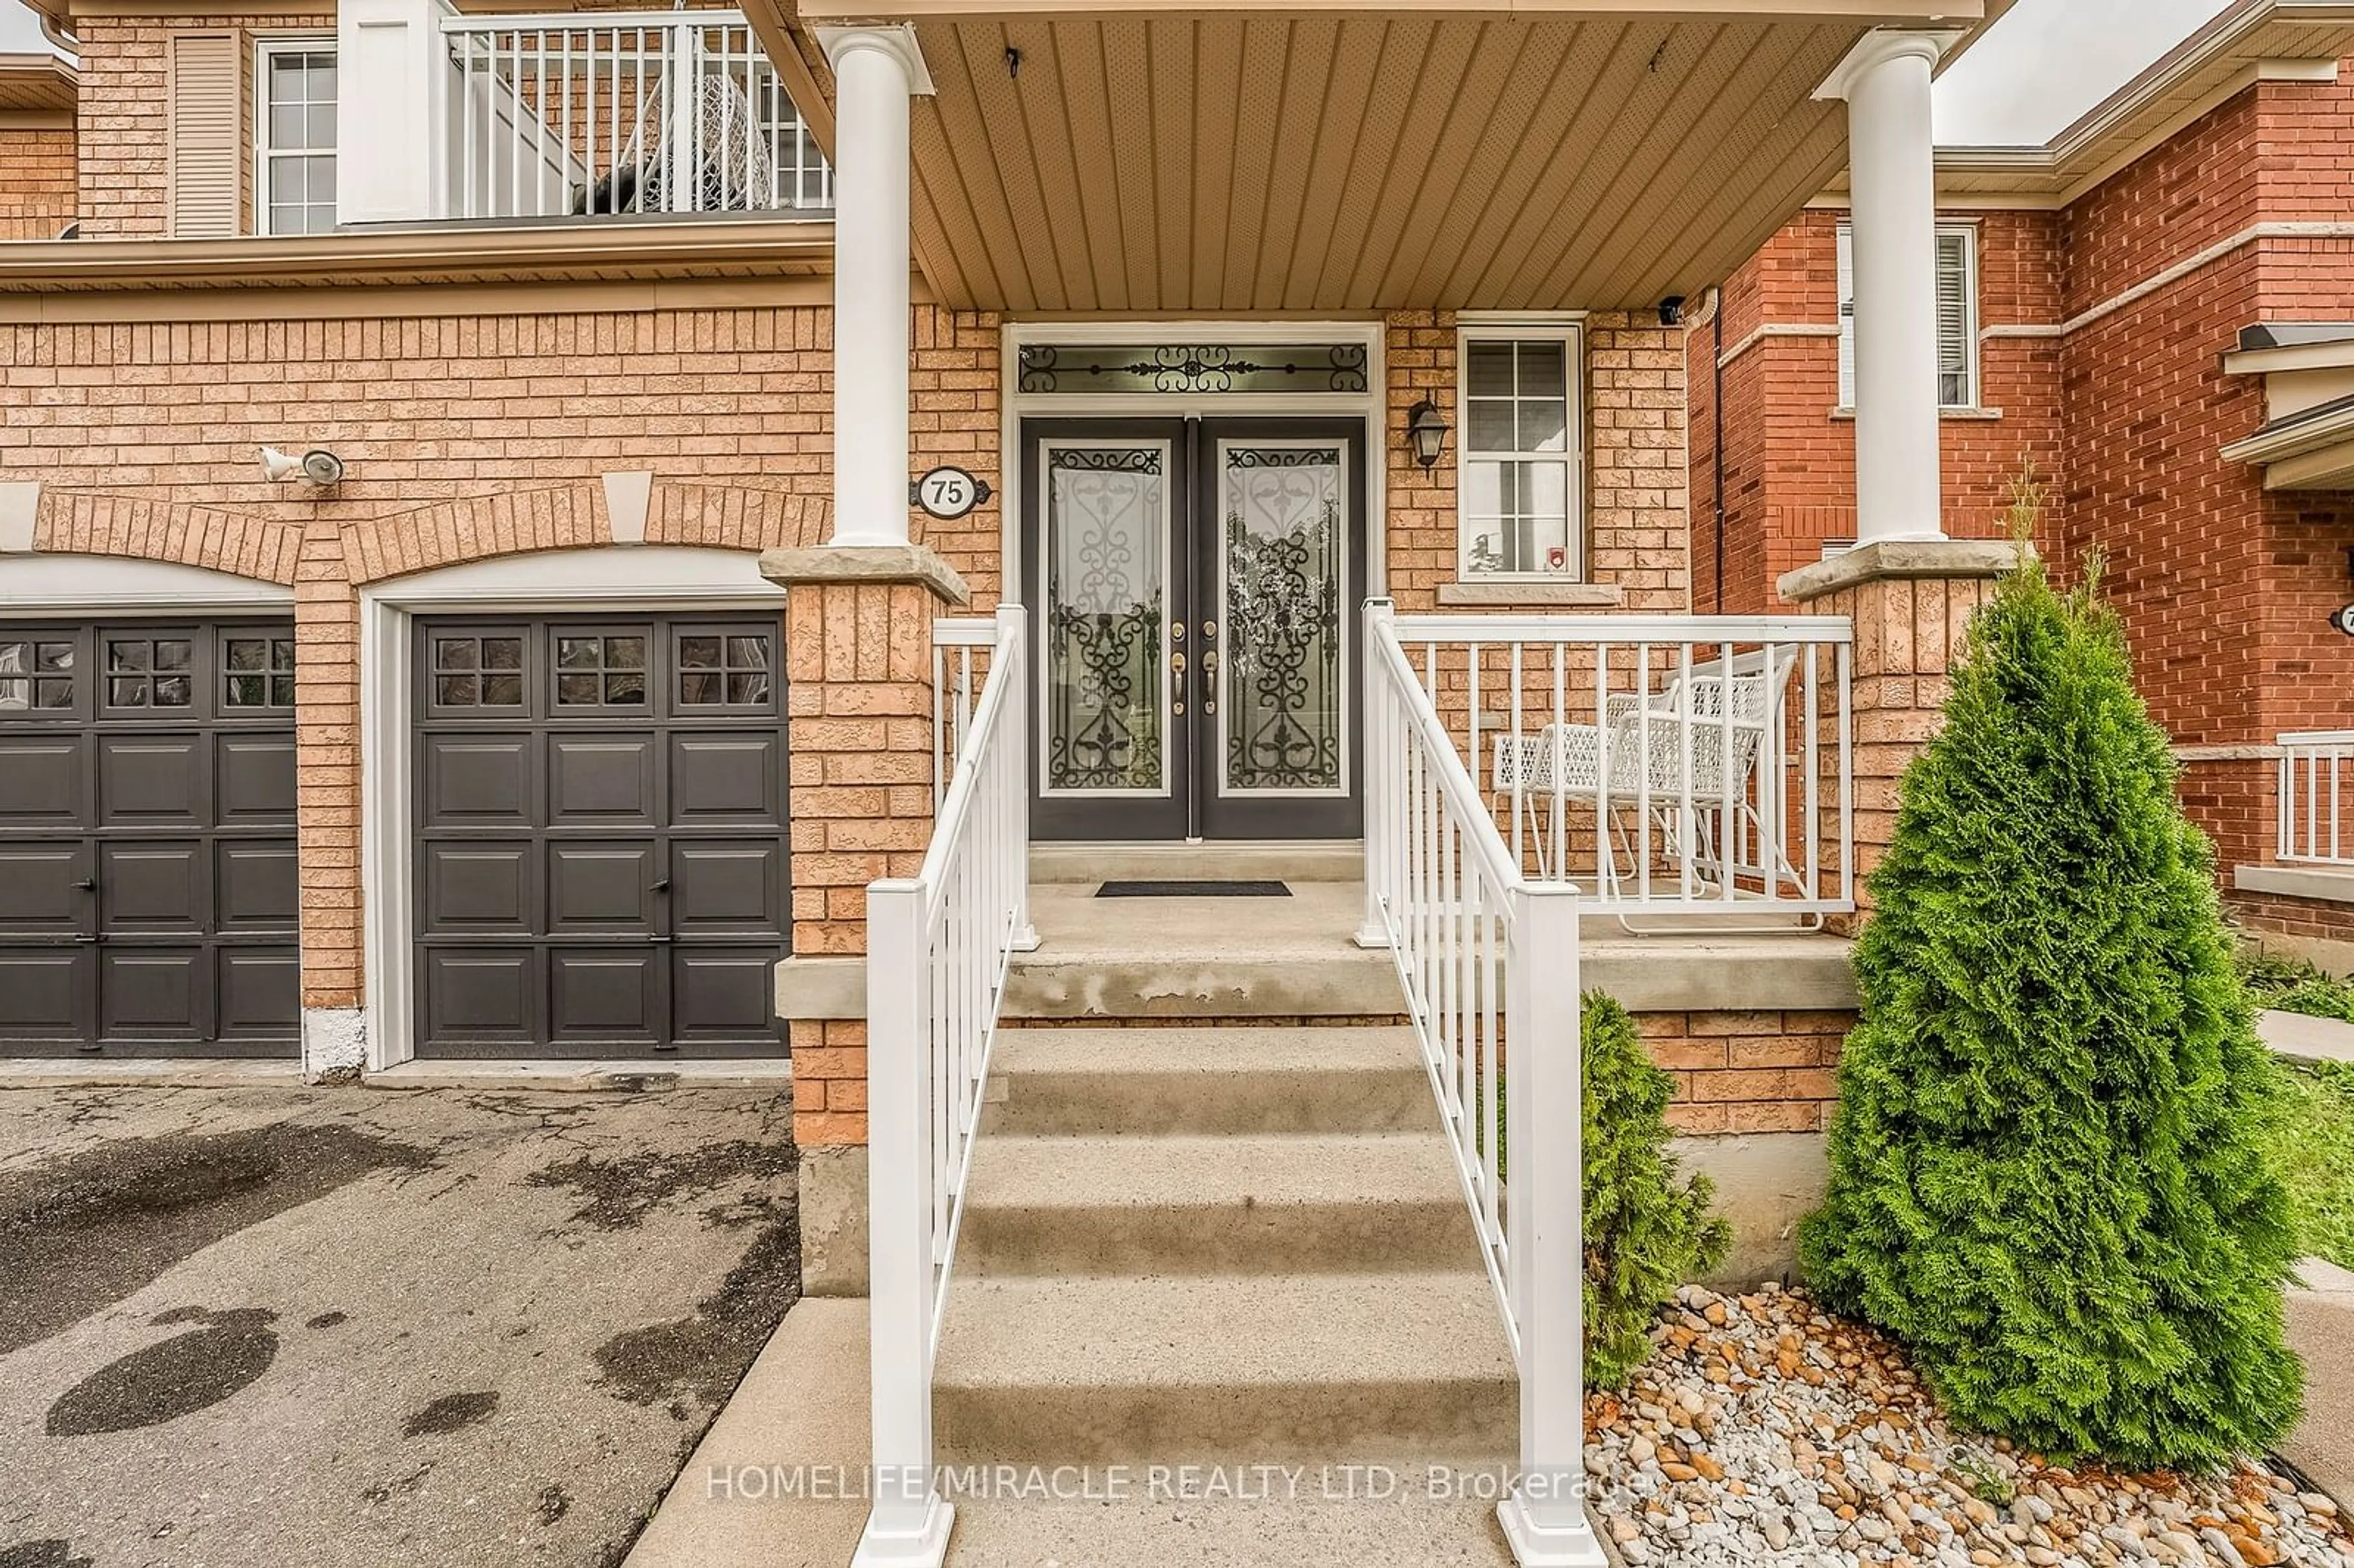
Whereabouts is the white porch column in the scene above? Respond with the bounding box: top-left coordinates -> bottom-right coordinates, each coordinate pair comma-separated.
1818,31 -> 1959,544
820,25 -> 934,548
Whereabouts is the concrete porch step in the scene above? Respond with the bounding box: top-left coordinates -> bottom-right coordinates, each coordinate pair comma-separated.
958,1130 -> 1474,1276
943,1488 -> 1520,1567
986,1026 -> 1431,1136
933,1272 -> 1517,1466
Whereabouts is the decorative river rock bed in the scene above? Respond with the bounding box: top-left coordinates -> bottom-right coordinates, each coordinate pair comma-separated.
1585,1284 -> 2349,1568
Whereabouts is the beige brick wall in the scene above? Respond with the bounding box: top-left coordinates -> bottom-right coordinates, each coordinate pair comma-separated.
0,126 -> 77,239
1636,1009 -> 1853,1135
1383,310 -> 1688,613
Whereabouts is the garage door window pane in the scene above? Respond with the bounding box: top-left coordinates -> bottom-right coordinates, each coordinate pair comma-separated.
433,636 -> 525,709
679,631 -> 771,707
107,638 -> 194,709
0,641 -> 65,711
555,635 -> 651,707
225,636 -> 295,709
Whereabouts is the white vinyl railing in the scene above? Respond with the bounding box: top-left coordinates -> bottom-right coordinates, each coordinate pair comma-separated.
2280,731 -> 2354,866
1389,613 -> 1855,921
440,9 -> 831,221
862,605 -> 1034,1566
932,617 -> 999,808
1362,601 -> 1603,1567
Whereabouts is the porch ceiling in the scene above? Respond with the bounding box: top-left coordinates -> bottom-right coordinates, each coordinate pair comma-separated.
785,10 -> 1986,314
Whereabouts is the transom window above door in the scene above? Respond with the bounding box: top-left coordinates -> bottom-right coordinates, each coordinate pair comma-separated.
1458,323 -> 1584,580
1016,342 -> 1371,397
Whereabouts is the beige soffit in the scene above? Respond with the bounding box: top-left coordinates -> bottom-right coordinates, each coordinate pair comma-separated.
0,221 -> 840,295
1827,0 -> 2354,208
780,6 -> 1992,314
0,52 -> 76,113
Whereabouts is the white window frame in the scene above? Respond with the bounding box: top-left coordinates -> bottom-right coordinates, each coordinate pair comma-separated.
1837,220 -> 1981,412
253,37 -> 338,238
1454,317 -> 1587,583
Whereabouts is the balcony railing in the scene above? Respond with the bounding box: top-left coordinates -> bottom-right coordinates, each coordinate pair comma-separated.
2280,731 -> 2354,866
341,4 -> 832,225
1388,612 -> 1856,921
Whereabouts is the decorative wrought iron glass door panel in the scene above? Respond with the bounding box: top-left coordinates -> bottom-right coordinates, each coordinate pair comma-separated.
1024,417 -> 1365,842
1028,432 -> 1187,840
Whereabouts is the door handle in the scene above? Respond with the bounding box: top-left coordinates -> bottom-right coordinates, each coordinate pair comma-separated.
1202,649 -> 1220,716
73,878 -> 96,891
650,879 -> 672,894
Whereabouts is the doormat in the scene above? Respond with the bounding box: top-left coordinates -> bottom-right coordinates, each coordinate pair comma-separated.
1094,880 -> 1292,898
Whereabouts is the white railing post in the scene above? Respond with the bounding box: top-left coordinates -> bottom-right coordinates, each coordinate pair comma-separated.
1357,598 -> 1397,949
860,877 -> 952,1567
999,603 -> 1041,951
1498,884 -> 1602,1568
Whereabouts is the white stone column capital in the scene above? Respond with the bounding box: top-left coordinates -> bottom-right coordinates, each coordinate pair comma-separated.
1813,28 -> 1964,103
815,23 -> 935,95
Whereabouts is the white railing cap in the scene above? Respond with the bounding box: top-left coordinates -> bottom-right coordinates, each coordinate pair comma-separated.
2279,730 -> 2354,747
1389,612 -> 1853,644
441,7 -> 752,31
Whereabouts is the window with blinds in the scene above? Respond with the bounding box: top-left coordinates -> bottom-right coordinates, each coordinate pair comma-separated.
1837,222 -> 1980,411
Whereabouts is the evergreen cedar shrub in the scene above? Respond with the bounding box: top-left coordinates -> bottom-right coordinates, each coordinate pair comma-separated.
1584,990 -> 1730,1389
1798,497 -> 2304,1471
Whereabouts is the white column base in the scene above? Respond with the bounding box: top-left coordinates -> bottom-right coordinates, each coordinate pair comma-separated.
1352,923 -> 1393,950
1498,1493 -> 1609,1568
851,1498 -> 954,1567
301,1006 -> 367,1083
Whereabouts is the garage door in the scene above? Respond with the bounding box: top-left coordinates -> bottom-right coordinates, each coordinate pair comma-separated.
413,615 -> 788,1058
0,621 -> 300,1057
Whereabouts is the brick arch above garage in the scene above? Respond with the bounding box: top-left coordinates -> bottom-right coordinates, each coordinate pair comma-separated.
340,480 -> 831,588
28,488 -> 302,585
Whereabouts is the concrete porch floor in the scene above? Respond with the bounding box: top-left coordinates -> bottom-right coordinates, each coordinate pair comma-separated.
1011,880 -> 1861,1019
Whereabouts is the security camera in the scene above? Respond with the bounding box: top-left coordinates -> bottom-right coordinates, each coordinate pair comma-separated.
261,446 -> 345,486
2332,604 -> 2354,637
1659,296 -> 1687,327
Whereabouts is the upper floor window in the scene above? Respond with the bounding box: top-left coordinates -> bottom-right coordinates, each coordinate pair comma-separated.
1457,322 -> 1585,580
256,42 -> 337,236
1838,222 -> 1980,410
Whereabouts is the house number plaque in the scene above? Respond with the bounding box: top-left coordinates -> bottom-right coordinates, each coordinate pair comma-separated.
912,467 -> 992,520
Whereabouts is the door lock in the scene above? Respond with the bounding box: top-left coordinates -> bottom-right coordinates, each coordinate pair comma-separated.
1202,620 -> 1218,640
1170,651 -> 1186,677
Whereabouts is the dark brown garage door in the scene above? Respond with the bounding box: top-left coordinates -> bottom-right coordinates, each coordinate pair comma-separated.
0,620 -> 300,1057
413,615 -> 788,1058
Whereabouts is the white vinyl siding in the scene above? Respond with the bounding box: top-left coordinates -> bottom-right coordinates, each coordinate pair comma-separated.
1457,323 -> 1585,580
255,42 -> 338,236
1837,222 -> 1979,411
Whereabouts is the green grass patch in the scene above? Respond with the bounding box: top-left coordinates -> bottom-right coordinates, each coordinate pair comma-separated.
2239,945 -> 2354,1023
2272,1057 -> 2354,1271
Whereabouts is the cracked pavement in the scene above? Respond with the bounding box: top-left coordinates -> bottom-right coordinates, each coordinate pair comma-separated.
0,1083 -> 799,1568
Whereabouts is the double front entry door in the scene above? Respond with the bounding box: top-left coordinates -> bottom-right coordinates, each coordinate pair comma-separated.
1023,417 -> 1366,842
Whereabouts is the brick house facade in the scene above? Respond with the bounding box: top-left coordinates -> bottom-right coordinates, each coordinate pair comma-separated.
1696,45 -> 2354,959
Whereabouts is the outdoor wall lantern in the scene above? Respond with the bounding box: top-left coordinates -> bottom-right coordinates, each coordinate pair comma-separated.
1406,399 -> 1450,470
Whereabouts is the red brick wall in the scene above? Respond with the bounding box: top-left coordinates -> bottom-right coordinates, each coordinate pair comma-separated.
0,126 -> 77,239
1707,72 -> 2354,868
1689,210 -> 2062,616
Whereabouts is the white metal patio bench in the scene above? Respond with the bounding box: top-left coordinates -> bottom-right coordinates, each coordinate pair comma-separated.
1490,645 -> 1803,903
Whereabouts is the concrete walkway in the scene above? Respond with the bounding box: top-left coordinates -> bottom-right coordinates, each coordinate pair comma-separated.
623,1300 -> 871,1568
2263,1008 -> 2354,1067
2287,1258 -> 2354,1504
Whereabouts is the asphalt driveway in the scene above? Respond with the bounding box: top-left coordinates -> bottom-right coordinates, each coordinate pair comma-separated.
0,1082 -> 799,1568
